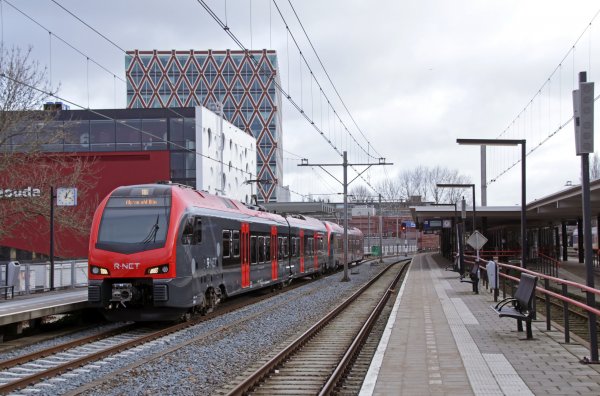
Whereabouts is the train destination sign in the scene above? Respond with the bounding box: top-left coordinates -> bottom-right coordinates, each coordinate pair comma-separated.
0,187 -> 41,199
125,198 -> 159,206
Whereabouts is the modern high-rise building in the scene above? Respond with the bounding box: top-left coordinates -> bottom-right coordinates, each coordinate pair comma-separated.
125,49 -> 284,203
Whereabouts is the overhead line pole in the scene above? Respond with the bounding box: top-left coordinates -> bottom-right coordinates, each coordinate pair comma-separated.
299,152 -> 392,281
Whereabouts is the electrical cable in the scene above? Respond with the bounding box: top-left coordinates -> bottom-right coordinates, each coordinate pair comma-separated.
4,0 -> 126,84
284,0 -> 382,159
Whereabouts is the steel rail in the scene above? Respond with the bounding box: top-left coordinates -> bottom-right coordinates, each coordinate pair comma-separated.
320,260 -> 409,395
0,265 -> 346,393
226,259 -> 410,396
0,323 -> 139,370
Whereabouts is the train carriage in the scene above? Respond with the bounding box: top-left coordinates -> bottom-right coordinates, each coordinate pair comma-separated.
88,182 -> 364,322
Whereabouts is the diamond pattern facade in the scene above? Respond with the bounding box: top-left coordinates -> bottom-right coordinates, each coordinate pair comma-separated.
126,50 -> 283,202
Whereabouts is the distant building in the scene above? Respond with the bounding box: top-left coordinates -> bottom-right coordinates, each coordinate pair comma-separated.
125,49 -> 284,203
0,105 -> 256,259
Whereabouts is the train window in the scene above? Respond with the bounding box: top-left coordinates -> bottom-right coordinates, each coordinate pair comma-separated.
193,217 -> 202,244
222,230 -> 231,258
292,237 -> 297,257
258,236 -> 265,263
182,216 -> 202,245
265,236 -> 271,261
278,237 -> 283,260
308,238 -> 313,257
282,237 -> 289,258
318,237 -> 324,253
250,236 -> 257,264
232,230 -> 240,258
182,218 -> 194,245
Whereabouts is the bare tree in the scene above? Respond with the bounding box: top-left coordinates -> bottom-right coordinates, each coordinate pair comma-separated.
399,165 -> 428,202
349,184 -> 372,203
376,178 -> 401,202
427,166 -> 471,204
0,46 -> 97,253
398,165 -> 471,204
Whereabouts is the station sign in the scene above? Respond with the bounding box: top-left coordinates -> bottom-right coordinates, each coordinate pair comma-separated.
0,187 -> 41,199
423,219 -> 442,229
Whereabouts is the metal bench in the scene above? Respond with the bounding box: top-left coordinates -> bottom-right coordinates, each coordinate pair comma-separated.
491,273 -> 538,339
460,262 -> 480,294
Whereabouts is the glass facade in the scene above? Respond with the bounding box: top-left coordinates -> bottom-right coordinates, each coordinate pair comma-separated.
6,112 -> 197,188
125,50 -> 283,202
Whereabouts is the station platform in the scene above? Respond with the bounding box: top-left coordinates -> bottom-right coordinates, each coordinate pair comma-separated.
558,257 -> 600,288
360,253 -> 600,395
0,288 -> 87,327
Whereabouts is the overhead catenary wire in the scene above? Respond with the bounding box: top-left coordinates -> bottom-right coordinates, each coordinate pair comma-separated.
3,0 -> 126,84
284,0 -> 382,159
490,7 -> 600,185
196,0 -> 383,196
269,0 -> 380,162
42,0 -> 380,197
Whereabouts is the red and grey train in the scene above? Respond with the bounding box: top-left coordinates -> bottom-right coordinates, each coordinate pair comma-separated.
87,183 -> 364,321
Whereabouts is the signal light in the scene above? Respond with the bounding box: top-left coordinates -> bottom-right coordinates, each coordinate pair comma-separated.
401,222 -> 407,231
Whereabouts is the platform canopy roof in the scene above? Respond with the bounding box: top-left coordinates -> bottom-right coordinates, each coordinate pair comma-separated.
410,178 -> 600,228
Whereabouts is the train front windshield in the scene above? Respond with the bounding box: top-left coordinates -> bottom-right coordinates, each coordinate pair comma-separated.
96,195 -> 171,253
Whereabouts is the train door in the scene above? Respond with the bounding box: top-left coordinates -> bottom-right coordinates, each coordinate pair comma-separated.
300,229 -> 305,273
271,226 -> 278,281
314,233 -> 319,271
241,223 -> 250,288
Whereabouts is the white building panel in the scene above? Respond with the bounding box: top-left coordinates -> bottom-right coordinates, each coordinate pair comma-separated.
195,106 -> 256,203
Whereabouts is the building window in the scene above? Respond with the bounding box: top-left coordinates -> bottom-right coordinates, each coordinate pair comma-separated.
116,119 -> 142,151
90,120 -> 116,152
63,120 -> 90,152
141,119 -> 167,150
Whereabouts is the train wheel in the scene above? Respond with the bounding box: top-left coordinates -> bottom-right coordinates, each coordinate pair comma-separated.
181,312 -> 192,322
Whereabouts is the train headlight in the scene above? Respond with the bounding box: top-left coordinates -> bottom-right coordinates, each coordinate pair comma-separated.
91,266 -> 109,275
146,264 -> 169,275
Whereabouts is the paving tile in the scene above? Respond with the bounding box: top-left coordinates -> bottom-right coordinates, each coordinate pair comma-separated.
360,253 -> 600,396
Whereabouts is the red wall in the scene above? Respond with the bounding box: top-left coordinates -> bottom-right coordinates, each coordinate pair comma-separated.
1,151 -> 171,259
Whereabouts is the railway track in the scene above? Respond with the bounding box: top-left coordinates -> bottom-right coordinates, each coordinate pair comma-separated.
0,261 -> 379,394
225,259 -> 410,395
0,273 -> 324,394
535,292 -> 599,342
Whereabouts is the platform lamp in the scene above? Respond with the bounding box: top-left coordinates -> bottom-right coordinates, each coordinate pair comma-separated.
436,183 -> 476,234
456,138 -> 527,268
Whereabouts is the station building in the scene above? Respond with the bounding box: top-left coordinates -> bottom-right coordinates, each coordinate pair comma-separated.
126,49 -> 284,203
0,105 -> 256,260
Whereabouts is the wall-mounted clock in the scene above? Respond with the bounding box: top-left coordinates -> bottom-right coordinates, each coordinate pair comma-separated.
56,187 -> 78,206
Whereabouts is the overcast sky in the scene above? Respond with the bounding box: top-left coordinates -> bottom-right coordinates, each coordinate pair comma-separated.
2,0 -> 600,205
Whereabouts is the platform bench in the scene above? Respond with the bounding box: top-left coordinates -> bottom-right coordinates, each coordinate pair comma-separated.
491,273 -> 538,339
460,262 -> 480,294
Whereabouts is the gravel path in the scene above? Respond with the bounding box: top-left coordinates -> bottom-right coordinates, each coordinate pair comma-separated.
14,261 -> 394,395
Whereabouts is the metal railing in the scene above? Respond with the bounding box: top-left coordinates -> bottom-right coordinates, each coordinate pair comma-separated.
463,254 -> 598,362
0,260 -> 88,295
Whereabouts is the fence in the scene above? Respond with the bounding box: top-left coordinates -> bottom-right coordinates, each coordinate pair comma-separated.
0,260 -> 88,295
462,254 -> 599,361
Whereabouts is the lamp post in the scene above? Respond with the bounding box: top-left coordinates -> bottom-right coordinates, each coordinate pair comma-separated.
456,138 -> 527,268
437,183 -> 476,234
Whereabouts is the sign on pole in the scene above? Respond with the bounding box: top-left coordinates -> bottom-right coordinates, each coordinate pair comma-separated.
466,230 -> 488,250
